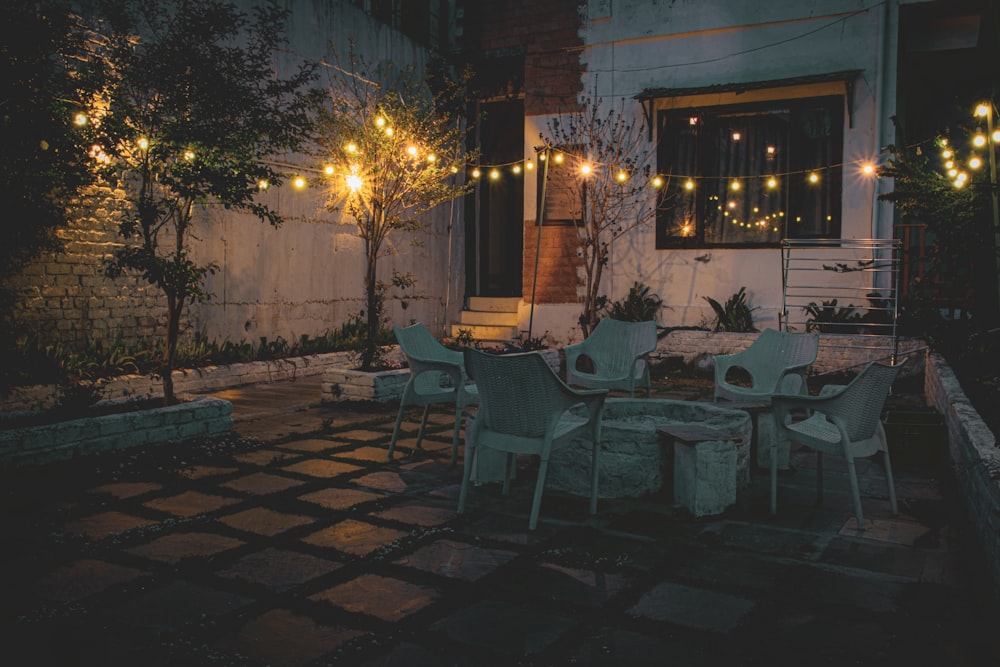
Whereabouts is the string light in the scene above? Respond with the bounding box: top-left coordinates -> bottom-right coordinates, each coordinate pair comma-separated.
684,179 -> 694,190
808,172 -> 819,184
324,165 -> 334,175
580,164 -> 592,176
471,168 -> 481,179
74,113 -> 87,126
970,156 -> 983,169
617,170 -> 628,183
489,168 -> 500,180
293,176 -> 306,189
257,179 -> 269,190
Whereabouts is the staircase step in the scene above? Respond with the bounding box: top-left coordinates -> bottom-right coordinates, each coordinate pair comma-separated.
467,296 -> 520,313
458,310 -> 519,326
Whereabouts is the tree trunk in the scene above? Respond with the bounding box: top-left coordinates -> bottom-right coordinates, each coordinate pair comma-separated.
362,243 -> 379,371
162,293 -> 183,406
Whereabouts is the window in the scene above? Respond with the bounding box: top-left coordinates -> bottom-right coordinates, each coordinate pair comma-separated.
656,96 -> 843,248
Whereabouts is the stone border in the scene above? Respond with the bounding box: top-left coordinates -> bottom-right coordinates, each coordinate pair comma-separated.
924,353 -> 1000,600
0,396 -> 233,471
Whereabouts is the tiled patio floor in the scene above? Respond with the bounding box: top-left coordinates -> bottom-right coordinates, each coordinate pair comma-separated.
2,374 -> 999,666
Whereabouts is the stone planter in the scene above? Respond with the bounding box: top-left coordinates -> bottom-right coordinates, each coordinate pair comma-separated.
321,366 -> 410,403
0,396 -> 233,471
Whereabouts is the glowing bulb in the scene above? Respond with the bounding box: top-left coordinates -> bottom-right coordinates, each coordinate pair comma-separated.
526,160 -> 534,171
970,156 -> 982,169
293,176 -> 306,189
732,131 -> 741,141
730,180 -> 741,191
472,168 -> 481,179
324,164 -> 334,175
427,154 -> 437,163
767,177 -> 777,189
257,179 -> 269,190
74,113 -> 87,126
450,166 -> 458,173
994,131 -> 1000,143
489,169 -> 500,180
689,117 -> 698,125
407,146 -> 418,158
138,138 -> 149,150
948,168 -> 958,177
184,150 -> 195,161
513,164 -> 521,174
652,175 -> 664,188
862,163 -> 874,175
346,174 -> 362,191
617,171 -> 628,182
375,117 -> 386,127
346,143 -> 357,153
945,160 -> 954,169
767,145 -> 776,155
976,103 -> 990,117
553,153 -> 564,164
727,200 -> 736,209
580,164 -> 591,175
684,179 -> 694,190
974,134 -> 986,147
682,224 -> 691,235
539,153 -> 546,161
808,172 -> 819,184
942,149 -> 953,159
385,127 -> 394,136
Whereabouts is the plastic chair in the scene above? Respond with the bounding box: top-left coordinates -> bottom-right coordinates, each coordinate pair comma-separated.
458,348 -> 608,530
769,359 -> 906,529
564,318 -> 658,398
388,324 -> 478,463
713,328 -> 819,402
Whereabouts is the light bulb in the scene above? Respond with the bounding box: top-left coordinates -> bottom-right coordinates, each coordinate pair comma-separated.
580,164 -> 591,175
472,168 -> 481,178
346,174 -> 362,191
970,156 -> 982,169
976,103 -> 990,117
74,113 -> 87,126
808,172 -> 819,184
730,180 -> 741,191
684,179 -> 694,190
490,169 -> 500,180
974,134 -> 986,148
652,176 -> 664,188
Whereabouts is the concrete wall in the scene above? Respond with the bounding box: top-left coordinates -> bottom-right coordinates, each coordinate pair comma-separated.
521,0 -> 909,344
5,0 -> 464,354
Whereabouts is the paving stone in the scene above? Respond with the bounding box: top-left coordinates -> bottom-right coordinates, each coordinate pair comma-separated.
394,539 -> 517,581
838,516 -> 932,546
215,608 -> 365,666
501,561 -> 631,606
215,547 -> 341,592
310,573 -> 439,622
351,471 -> 411,493
819,535 -> 930,579
301,519 -> 408,556
218,507 -> 316,537
89,481 -> 162,499
334,445 -> 392,462
299,487 -> 383,510
143,490 -> 242,518
628,581 -> 755,632
177,464 -> 239,479
277,438 -> 340,453
432,599 -> 577,656
221,471 -> 305,495
113,579 -> 253,633
281,458 -> 361,478
65,511 -> 159,541
126,532 -> 245,564
34,558 -> 147,602
330,429 -> 387,443
372,502 -> 456,526
233,449 -> 295,466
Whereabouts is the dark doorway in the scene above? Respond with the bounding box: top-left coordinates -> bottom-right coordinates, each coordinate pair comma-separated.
469,98 -> 524,297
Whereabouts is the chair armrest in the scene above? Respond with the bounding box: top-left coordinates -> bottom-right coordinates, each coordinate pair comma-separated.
563,341 -> 588,368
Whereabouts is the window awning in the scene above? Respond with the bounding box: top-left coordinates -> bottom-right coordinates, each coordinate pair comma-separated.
635,70 -> 863,137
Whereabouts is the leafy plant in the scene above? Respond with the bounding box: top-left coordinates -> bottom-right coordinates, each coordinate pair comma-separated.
314,48 -> 474,370
803,299 -> 861,333
454,328 -> 474,347
86,0 -> 322,405
512,330 -> 552,352
605,281 -> 663,322
704,287 -> 758,332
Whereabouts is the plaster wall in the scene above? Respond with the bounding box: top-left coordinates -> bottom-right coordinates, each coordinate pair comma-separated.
522,0 -> 905,341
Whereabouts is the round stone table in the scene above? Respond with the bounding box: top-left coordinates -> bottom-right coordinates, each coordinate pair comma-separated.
545,398 -> 752,499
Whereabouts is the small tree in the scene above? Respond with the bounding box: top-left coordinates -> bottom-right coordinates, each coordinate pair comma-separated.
82,0 -> 321,405
314,51 -> 474,370
539,95 -> 662,336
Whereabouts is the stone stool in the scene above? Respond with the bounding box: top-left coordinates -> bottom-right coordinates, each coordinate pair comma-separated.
659,424 -> 742,517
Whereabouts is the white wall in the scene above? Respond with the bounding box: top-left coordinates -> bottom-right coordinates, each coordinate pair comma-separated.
523,0 -> 902,338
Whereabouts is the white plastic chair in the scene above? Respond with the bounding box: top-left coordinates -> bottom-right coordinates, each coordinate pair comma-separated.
564,318 -> 658,398
388,324 -> 478,463
769,359 -> 906,529
458,348 -> 607,530
713,328 -> 819,402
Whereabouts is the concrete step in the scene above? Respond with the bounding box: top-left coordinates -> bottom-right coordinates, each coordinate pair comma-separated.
467,296 -> 520,313
457,309 -> 519,326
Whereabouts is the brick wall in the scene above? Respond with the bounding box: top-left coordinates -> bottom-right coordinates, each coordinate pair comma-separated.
5,188 -> 169,352
523,220 -> 581,303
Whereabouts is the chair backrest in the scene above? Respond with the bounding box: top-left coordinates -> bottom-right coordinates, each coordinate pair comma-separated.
394,323 -> 461,366
827,360 -> 905,441
586,318 -> 658,375
464,348 -> 570,438
741,329 -> 819,387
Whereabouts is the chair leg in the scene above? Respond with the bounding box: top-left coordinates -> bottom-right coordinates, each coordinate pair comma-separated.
415,404 -> 431,450
528,456 -> 550,530
882,449 -> 899,515
589,439 -> 600,516
457,441 -> 476,515
845,455 -> 865,530
769,440 -> 778,515
388,403 -> 408,460
450,405 -> 462,465
502,453 -> 514,496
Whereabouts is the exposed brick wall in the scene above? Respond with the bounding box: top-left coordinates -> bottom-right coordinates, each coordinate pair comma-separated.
523,219 -> 581,303
469,0 -> 583,115
5,188 -> 169,352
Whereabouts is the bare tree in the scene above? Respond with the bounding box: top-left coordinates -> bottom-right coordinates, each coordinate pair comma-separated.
540,95 -> 664,336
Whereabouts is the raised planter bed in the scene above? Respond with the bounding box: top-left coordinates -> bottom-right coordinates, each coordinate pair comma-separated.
0,396 -> 233,471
